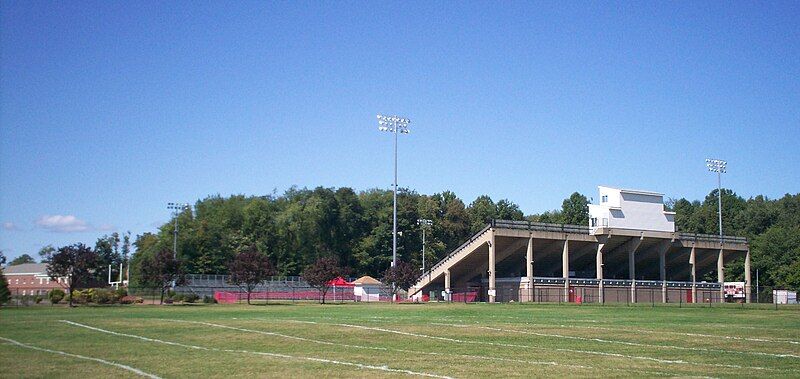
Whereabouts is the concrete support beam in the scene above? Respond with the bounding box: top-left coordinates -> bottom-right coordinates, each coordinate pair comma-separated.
488,230 -> 496,303
628,237 -> 643,303
717,248 -> 725,303
690,246 -> 697,303
562,239 -> 570,303
658,241 -> 669,303
596,243 -> 605,304
444,269 -> 451,301
526,236 -> 534,302
745,249 -> 752,303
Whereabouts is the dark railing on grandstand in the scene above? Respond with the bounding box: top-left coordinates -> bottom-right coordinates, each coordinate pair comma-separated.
676,232 -> 748,245
418,220 -> 590,282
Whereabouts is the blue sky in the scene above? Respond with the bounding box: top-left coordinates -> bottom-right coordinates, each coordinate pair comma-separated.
1,2 -> 798,261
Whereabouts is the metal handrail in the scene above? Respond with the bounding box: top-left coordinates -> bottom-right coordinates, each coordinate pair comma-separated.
677,232 -> 747,244
417,224 -> 492,282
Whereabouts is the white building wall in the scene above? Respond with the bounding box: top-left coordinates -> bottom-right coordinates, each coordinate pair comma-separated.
590,186 -> 675,233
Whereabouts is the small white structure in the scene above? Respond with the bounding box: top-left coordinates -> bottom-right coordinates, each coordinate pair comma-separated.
773,290 -> 798,304
353,276 -> 382,302
589,186 -> 675,234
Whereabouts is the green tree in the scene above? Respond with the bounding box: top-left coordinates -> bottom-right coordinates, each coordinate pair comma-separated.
561,192 -> 589,225
8,254 -> 36,265
37,245 -> 56,263
0,250 -> 9,305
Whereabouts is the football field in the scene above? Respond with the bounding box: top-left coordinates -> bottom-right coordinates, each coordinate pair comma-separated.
1,302 -> 799,378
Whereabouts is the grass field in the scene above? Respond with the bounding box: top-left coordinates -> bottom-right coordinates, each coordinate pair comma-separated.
1,302 -> 799,378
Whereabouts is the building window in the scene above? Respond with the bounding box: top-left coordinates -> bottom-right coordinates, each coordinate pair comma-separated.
15,279 -> 19,284
601,195 -> 608,203
590,218 -> 597,227
602,218 -> 609,227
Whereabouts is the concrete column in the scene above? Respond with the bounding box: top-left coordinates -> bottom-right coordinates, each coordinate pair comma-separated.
690,246 -> 697,303
659,244 -> 667,303
629,247 -> 636,303
562,239 -> 569,303
717,248 -> 725,303
488,230 -> 496,303
745,249 -> 752,303
444,269 -> 451,301
526,236 -> 534,302
596,243 -> 604,304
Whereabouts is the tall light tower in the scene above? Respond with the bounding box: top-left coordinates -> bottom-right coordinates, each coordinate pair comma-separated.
377,114 -> 410,270
705,158 -> 727,243
417,219 -> 433,273
167,202 -> 190,259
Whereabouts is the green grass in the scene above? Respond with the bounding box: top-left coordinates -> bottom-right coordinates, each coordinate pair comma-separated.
1,302 -> 799,378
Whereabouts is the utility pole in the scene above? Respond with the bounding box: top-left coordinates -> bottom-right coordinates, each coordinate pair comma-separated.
167,202 -> 190,259
417,219 -> 433,273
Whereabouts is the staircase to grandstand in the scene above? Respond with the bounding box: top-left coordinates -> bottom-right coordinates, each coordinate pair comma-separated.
409,224 -> 493,297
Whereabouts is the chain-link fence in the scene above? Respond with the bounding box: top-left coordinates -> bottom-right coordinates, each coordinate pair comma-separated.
2,282 -> 796,307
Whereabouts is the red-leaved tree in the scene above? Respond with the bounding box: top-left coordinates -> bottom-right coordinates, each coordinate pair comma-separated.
382,261 -> 418,302
46,243 -> 98,307
140,249 -> 186,304
302,257 -> 347,304
227,247 -> 276,305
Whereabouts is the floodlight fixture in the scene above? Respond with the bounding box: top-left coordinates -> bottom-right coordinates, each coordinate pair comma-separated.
705,158 -> 727,243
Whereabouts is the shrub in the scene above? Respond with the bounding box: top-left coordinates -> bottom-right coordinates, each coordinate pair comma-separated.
171,293 -> 184,302
164,298 -> 173,304
70,290 -> 88,304
48,289 -> 65,304
85,288 -> 97,303
114,287 -> 128,299
203,295 -> 217,304
183,293 -> 200,303
93,289 -> 114,304
120,295 -> 143,304
34,295 -> 44,304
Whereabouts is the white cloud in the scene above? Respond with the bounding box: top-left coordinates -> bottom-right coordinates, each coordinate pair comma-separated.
97,224 -> 116,232
2,222 -> 19,231
35,215 -> 91,233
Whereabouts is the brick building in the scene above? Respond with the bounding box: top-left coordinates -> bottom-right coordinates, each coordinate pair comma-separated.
3,263 -> 65,296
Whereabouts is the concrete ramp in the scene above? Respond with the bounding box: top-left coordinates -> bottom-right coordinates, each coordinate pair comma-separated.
409,225 -> 492,297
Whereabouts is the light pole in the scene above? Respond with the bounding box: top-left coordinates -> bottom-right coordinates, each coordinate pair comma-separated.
417,219 -> 432,273
705,159 -> 727,243
167,202 -> 190,259
377,114 -> 410,270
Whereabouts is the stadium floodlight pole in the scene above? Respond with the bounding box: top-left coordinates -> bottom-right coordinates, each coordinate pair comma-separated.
377,114 -> 410,271
167,202 -> 191,259
705,159 -> 727,244
417,219 -> 433,273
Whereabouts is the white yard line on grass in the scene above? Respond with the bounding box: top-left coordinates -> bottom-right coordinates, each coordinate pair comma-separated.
0,336 -> 161,379
163,319 -> 596,372
59,320 -> 451,379
509,322 -> 800,346
458,324 -> 800,359
288,320 -> 796,373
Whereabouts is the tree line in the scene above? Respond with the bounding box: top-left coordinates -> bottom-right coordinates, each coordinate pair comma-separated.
3,186 -> 798,301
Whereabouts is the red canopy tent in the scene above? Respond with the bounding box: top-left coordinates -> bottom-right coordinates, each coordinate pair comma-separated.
326,277 -> 354,287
